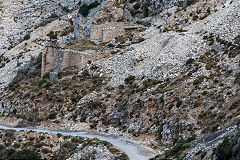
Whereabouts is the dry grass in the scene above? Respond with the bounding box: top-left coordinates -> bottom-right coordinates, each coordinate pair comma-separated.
66,38 -> 97,51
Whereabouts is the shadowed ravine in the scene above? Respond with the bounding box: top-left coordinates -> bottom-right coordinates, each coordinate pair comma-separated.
0,124 -> 155,160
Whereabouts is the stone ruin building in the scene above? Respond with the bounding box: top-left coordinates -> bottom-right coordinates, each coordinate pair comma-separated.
41,41 -> 82,78
41,22 -> 142,78
90,22 -> 142,43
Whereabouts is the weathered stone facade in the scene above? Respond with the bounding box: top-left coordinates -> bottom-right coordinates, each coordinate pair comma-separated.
90,22 -> 141,42
41,41 -> 58,77
62,49 -> 82,70
41,42 -> 82,77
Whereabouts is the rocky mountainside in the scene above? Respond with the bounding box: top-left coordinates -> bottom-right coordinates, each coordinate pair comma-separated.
0,128 -> 128,160
0,0 -> 239,160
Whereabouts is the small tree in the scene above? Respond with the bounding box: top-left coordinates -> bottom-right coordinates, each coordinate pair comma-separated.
47,31 -> 57,40
216,137 -> 232,160
10,149 -> 42,160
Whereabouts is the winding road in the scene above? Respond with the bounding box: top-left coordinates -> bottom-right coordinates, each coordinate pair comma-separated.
0,124 -> 155,160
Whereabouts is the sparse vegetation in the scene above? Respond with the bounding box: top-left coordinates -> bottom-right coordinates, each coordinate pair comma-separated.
0,129 -> 128,160
193,76 -> 205,85
234,73 -> 240,85
186,58 -> 195,65
66,38 -> 97,51
199,13 -> 209,20
215,137 -> 233,160
23,34 -> 30,40
47,31 -> 57,39
192,15 -> 198,21
163,136 -> 196,159
79,1 -> 100,17
0,148 -> 42,160
1,1 -> 240,160
124,75 -> 136,84
62,6 -> 70,13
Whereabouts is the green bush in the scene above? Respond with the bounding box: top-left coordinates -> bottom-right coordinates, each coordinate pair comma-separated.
80,114 -> 88,122
88,1 -> 100,9
133,3 -> 141,10
198,111 -> 207,119
48,112 -> 57,119
137,37 -> 145,43
107,43 -> 115,48
229,100 -> 240,110
0,62 -> 5,68
0,144 -> 4,150
124,75 -> 136,84
199,14 -> 209,20
41,148 -> 51,154
129,0 -> 137,3
186,0 -> 198,6
44,82 -> 53,89
62,142 -> 77,152
63,6 -> 70,12
176,100 -> 182,108
58,72 -> 64,79
156,126 -> 163,140
193,76 -> 205,85
142,2 -> 150,17
186,58 -> 195,65
79,4 -> 89,17
5,149 -> 16,157
9,83 -> 20,92
193,15 -> 198,21
164,136 -> 196,159
47,31 -> 57,39
216,137 -> 232,160
168,104 -> 174,111
10,149 -> 42,160
38,79 -> 47,88
5,130 -> 15,137
176,28 -> 188,32
23,34 -> 30,40
13,143 -> 21,149
109,147 -> 121,154
234,73 -> 240,85
79,1 -> 100,17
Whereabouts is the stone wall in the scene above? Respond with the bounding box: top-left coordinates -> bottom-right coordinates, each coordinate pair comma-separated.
90,22 -> 126,43
41,43 -> 82,77
53,50 -> 64,72
102,27 -> 125,42
90,25 -> 104,41
62,50 -> 82,70
41,42 -> 58,77
90,22 -> 142,43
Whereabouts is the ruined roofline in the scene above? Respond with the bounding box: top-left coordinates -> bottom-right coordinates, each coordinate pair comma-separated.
100,25 -> 143,30
59,49 -> 83,54
91,22 -> 143,29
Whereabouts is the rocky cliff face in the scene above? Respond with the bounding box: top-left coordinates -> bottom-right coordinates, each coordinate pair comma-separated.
0,0 -> 79,91
0,0 -> 239,159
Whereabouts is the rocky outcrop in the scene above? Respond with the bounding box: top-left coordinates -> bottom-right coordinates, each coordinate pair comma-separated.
0,0 -> 76,91
0,128 -> 126,160
0,0 -> 239,159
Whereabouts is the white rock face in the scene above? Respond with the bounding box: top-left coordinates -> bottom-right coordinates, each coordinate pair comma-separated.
67,144 -> 115,160
94,27 -> 207,85
0,0 -> 239,89
92,0 -> 240,86
0,0 -> 79,91
187,0 -> 240,41
59,0 -> 81,10
0,0 -> 62,49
